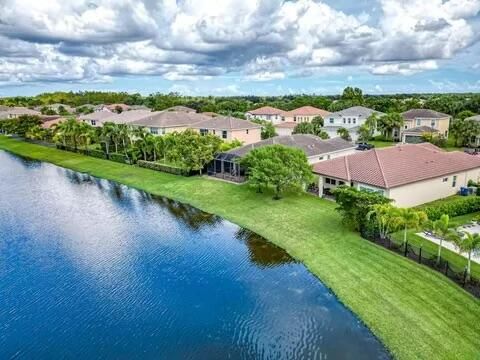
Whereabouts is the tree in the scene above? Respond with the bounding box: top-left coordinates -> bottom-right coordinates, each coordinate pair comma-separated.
358,124 -> 372,142
115,105 -> 124,114
261,122 -> 277,139
367,204 -> 403,240
449,231 -> 480,280
311,116 -> 324,128
100,122 -> 116,156
398,208 -> 428,245
341,87 -> 364,104
433,214 -> 451,263
337,127 -> 351,141
377,112 -> 404,139
333,186 -> 392,232
358,113 -> 378,141
241,145 -> 313,199
318,131 -> 329,139
25,125 -> 48,141
456,110 -> 475,121
293,122 -> 316,135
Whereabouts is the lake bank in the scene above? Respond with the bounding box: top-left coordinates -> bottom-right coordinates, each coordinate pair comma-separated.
1,135 -> 479,360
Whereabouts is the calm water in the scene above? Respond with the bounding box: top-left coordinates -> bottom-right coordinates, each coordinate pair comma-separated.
0,150 -> 389,359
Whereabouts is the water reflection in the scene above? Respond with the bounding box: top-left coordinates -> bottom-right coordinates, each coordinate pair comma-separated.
0,150 -> 389,360
235,228 -> 296,267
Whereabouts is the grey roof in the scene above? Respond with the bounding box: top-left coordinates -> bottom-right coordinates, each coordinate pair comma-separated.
0,107 -> 41,119
402,109 -> 450,120
403,126 -> 439,134
79,111 -> 115,121
191,116 -> 261,130
102,110 -> 159,124
165,105 -> 197,113
329,106 -> 385,118
130,111 -> 209,128
226,134 -> 355,158
466,115 -> 480,122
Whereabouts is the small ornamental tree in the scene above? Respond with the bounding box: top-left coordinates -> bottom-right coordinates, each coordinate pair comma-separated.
337,127 -> 351,141
241,145 -> 314,199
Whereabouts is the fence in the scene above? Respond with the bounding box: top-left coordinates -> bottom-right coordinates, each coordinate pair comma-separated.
364,234 -> 480,298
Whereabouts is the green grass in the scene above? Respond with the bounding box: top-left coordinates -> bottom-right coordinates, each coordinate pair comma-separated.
1,136 -> 479,360
369,140 -> 396,148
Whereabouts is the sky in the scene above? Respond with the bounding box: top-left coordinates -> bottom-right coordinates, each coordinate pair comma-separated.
0,0 -> 479,97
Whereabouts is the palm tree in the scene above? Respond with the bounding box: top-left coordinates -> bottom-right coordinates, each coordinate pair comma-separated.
398,208 -> 428,245
53,121 -> 69,146
78,123 -> 97,151
449,231 -> 480,280
133,127 -> 151,161
110,124 -> 121,154
100,122 -> 116,157
367,204 -> 402,240
117,124 -> 131,157
151,136 -> 164,162
433,214 -> 451,263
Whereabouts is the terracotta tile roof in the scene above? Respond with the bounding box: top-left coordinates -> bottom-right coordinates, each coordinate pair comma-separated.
274,122 -> 297,128
247,106 -> 285,115
284,106 -> 330,117
402,109 -> 450,120
313,143 -> 480,189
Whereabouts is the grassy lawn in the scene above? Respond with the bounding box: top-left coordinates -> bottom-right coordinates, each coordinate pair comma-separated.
1,135 -> 479,360
369,140 -> 396,148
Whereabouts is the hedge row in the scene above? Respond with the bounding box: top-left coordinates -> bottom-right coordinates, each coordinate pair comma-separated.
137,160 -> 193,176
420,196 -> 480,220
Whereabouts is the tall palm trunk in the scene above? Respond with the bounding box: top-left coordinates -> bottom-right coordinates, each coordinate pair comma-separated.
437,238 -> 443,263
403,224 -> 408,244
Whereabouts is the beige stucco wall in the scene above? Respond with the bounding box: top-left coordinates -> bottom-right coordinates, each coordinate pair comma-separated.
246,113 -> 283,124
283,114 -> 320,123
403,117 -> 450,137
387,168 -> 480,207
229,128 -> 262,144
274,126 -> 294,136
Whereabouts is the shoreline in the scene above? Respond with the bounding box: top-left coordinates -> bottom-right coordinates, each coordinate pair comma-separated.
1,136 -> 479,360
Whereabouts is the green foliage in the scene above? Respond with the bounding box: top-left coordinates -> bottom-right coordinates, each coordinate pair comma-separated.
449,118 -> 480,147
292,118 -> 327,138
333,186 -> 392,231
377,112 -> 404,139
419,196 -> 480,220
137,160 -> 192,176
241,144 -> 314,199
0,115 -> 42,136
421,132 -> 447,147
252,120 -> 277,139
219,139 -> 243,151
341,86 -> 364,105
336,127 -> 351,141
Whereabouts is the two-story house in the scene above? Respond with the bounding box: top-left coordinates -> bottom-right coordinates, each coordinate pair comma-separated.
401,109 -> 451,143
323,106 -> 385,142
245,106 -> 285,124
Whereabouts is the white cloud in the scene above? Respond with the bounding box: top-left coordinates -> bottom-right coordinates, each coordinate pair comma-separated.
0,0 -> 478,86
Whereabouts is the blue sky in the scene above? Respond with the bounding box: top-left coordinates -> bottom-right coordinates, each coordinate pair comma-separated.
0,0 -> 479,96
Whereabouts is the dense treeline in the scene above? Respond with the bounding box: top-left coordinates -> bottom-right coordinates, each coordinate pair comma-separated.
1,88 -> 479,116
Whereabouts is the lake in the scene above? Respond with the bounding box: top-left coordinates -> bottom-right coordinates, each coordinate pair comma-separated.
0,150 -> 389,359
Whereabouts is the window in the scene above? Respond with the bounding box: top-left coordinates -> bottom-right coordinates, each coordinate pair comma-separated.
431,120 -> 436,128
267,115 -> 271,120
200,128 -> 208,136
404,125 -> 408,129
319,156 -> 324,161
348,118 -> 351,124
294,116 -> 297,122
246,129 -> 249,134
213,130 -> 216,134
329,118 -> 334,124
161,128 -> 166,135
442,177 -> 448,182
452,175 -> 457,187
91,120 -> 96,126
150,127 -> 158,135
325,178 -> 337,185
343,118 -> 346,124
416,119 -> 421,126
353,118 -> 356,124
339,181 -> 345,186
222,130 -> 228,139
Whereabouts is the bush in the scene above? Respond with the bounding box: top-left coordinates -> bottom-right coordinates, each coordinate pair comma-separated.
137,160 -> 193,176
88,149 -> 107,159
419,196 -> 480,220
109,153 -> 128,164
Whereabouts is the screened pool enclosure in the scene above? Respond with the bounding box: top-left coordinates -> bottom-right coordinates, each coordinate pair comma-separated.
207,153 -> 246,183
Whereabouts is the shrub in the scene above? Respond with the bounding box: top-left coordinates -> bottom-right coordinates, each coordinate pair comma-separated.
109,153 -> 128,164
137,160 -> 193,176
88,149 -> 107,159
419,196 -> 480,220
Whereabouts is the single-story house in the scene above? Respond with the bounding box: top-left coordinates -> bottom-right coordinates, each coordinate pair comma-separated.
190,116 -> 261,144
401,109 -> 451,143
282,106 -> 330,123
0,107 -> 42,119
209,135 -> 357,182
79,110 -> 118,127
313,143 -> 480,207
245,106 -> 286,124
324,106 -> 385,142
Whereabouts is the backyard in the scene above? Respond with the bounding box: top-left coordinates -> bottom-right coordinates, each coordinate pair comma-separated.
0,135 -> 479,360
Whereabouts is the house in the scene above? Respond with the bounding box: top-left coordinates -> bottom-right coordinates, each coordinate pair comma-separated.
128,111 -> 209,134
465,115 -> 480,146
95,104 -> 131,113
324,106 -> 385,142
41,117 -> 68,129
245,106 -> 285,124
190,116 -> 261,144
282,106 -> 330,123
0,107 -> 41,119
79,111 -> 116,127
274,122 -> 297,136
401,109 -> 451,143
313,143 -> 480,207
208,135 -> 357,182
